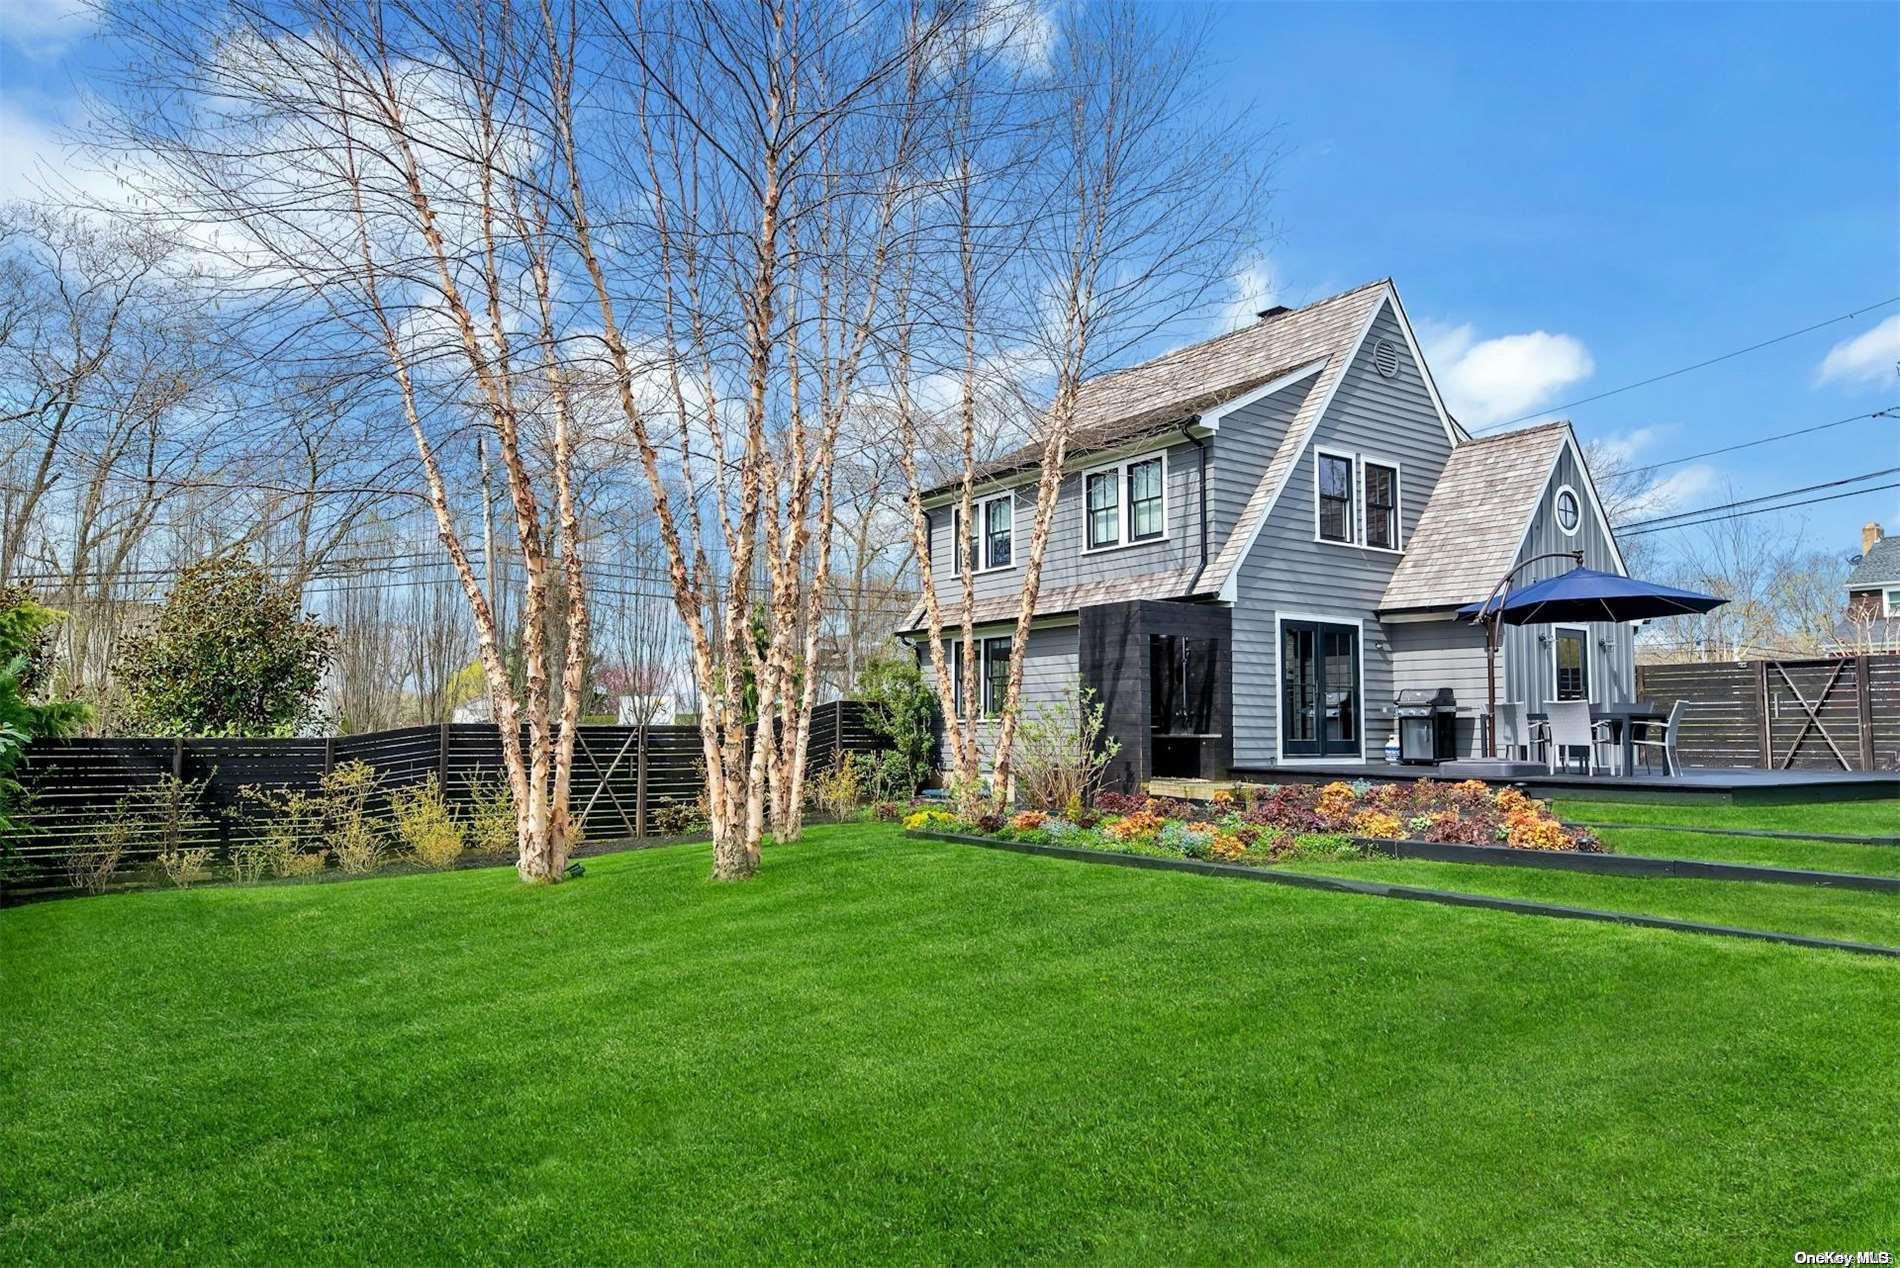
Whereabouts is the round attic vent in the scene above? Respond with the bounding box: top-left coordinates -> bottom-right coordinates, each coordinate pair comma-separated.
1373,339 -> 1401,378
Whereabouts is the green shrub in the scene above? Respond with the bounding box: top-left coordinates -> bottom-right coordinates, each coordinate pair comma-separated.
391,776 -> 465,869
855,656 -> 936,798
461,773 -> 517,858
157,845 -> 215,887
1013,686 -> 1120,813
651,799 -> 707,837
810,752 -> 866,819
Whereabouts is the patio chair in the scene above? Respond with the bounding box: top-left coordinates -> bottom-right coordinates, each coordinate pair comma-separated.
1493,702 -> 1548,763
1547,701 -> 1616,776
1628,699 -> 1688,777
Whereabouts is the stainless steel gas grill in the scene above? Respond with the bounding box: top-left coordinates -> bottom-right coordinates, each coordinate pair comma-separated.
1394,687 -> 1458,764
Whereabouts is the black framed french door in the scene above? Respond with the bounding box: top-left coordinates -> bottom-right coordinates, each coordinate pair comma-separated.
1280,620 -> 1361,758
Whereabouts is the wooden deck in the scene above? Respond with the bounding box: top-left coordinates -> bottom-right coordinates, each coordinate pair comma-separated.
1164,763 -> 1900,805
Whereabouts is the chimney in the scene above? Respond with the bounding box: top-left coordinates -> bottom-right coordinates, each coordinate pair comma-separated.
1864,522 -> 1885,556
1255,305 -> 1291,321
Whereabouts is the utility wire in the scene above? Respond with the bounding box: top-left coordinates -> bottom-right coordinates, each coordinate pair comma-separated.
1619,466 -> 1900,531
1620,479 -> 1900,537
1624,407 -> 1899,476
1472,296 -> 1900,434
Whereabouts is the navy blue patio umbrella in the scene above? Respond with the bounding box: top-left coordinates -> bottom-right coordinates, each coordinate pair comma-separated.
1455,566 -> 1728,625
1457,555 -> 1727,759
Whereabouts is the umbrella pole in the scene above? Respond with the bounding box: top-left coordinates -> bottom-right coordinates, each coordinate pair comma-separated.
1469,550 -> 1584,763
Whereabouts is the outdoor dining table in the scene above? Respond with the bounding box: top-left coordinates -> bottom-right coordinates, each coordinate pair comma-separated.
1529,702 -> 1671,776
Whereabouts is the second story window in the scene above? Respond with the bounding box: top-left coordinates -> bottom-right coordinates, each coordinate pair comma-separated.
948,493 -> 1015,573
1364,462 -> 1399,550
1317,451 -> 1355,544
1084,451 -> 1167,551
1086,470 -> 1120,549
1127,457 -> 1164,541
982,636 -> 1011,716
984,496 -> 1012,568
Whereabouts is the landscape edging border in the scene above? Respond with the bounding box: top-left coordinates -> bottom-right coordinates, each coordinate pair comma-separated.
1355,837 -> 1900,892
903,829 -> 1900,960
1565,821 -> 1900,847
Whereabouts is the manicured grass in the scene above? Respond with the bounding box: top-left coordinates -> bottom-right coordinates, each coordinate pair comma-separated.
1292,856 -> 1900,947
6,825 -> 1900,1262
1587,826 -> 1900,880
1553,797 -> 1900,838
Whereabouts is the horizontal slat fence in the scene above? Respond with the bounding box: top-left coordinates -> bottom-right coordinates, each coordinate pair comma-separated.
1637,654 -> 1900,772
3,701 -> 882,901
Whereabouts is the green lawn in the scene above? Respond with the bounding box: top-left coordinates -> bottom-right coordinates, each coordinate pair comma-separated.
6,825 -> 1899,1263
1293,856 -> 1900,947
1553,796 -> 1900,837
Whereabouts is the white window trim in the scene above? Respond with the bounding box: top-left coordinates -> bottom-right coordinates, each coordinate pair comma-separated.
1080,450 -> 1169,555
1881,588 -> 1899,619
1551,624 -> 1591,703
1359,454 -> 1404,554
949,492 -> 1017,575
1312,446 -> 1360,547
1271,611 -> 1366,763
1553,484 -> 1583,538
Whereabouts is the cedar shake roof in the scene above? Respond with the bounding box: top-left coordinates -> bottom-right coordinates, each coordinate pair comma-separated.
1378,421 -> 1572,612
923,278 -> 1394,499
1846,535 -> 1900,589
897,568 -> 1204,634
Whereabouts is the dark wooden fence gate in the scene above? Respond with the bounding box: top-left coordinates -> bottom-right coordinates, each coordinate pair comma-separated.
1636,655 -> 1900,772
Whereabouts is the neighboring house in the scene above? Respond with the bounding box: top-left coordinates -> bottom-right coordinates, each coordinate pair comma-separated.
1840,522 -> 1900,653
1846,522 -> 1900,622
898,278 -> 1636,792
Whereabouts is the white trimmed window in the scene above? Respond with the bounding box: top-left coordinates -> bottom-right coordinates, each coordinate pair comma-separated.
949,493 -> 1015,574
1315,450 -> 1355,544
1885,588 -> 1899,618
1084,452 -> 1167,552
1364,461 -> 1400,551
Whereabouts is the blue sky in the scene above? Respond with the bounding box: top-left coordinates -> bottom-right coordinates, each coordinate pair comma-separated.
3,0 -> 1897,559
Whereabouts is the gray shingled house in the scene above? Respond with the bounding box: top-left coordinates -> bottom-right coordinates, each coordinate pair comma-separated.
899,279 -> 1634,792
1846,522 -> 1900,621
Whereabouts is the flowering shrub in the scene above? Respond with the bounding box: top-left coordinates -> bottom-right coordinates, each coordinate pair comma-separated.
1104,809 -> 1164,842
1206,831 -> 1246,862
1041,817 -> 1083,842
1350,809 -> 1405,840
1160,821 -> 1214,858
904,808 -> 961,832
1314,781 -> 1358,826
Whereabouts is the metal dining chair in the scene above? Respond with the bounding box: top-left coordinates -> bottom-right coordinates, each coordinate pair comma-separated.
1547,701 -> 1616,776
1628,699 -> 1688,777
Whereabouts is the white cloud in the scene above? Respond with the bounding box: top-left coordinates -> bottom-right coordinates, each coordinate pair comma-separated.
1816,313 -> 1900,387
1219,253 -> 1280,332
1580,425 -> 1718,522
0,0 -> 95,58
1420,320 -> 1594,428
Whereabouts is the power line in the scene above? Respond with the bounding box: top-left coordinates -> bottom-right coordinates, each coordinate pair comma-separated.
1619,466 -> 1900,531
1472,296 -> 1900,434
1625,407 -> 1899,476
1619,478 -> 1900,537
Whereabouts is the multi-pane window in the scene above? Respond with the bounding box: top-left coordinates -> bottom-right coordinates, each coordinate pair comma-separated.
1364,462 -> 1398,550
1084,452 -> 1165,550
1554,628 -> 1589,702
1086,470 -> 1120,549
1317,452 -> 1355,544
981,636 -> 1011,717
1127,457 -> 1164,541
984,496 -> 1012,568
949,495 -> 1013,572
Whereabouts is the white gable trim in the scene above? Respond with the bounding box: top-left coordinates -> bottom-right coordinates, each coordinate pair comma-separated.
1506,425 -> 1630,579
1215,293 -> 1393,602
1197,358 -> 1329,433
1383,282 -> 1463,449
